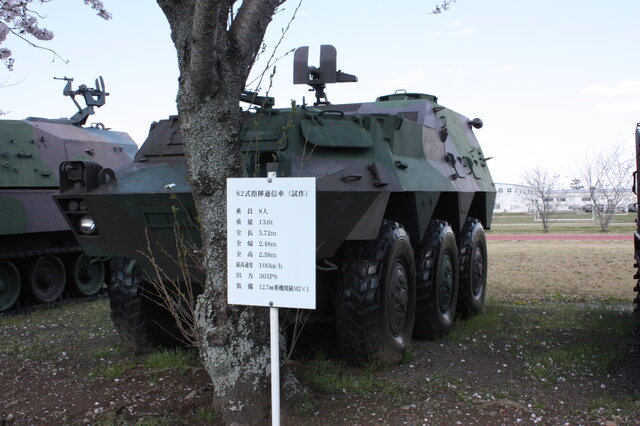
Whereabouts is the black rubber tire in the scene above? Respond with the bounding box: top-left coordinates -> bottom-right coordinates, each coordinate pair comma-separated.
413,220 -> 459,339
28,255 -> 66,303
0,261 -> 21,312
108,257 -> 181,353
457,217 -> 487,319
336,220 -> 416,366
70,254 -> 106,297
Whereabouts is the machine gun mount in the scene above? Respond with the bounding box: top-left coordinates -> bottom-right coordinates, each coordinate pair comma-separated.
293,45 -> 357,105
54,76 -> 109,126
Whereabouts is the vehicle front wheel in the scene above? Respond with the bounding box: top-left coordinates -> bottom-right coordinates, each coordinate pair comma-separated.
336,220 -> 416,366
108,257 -> 181,353
413,220 -> 459,339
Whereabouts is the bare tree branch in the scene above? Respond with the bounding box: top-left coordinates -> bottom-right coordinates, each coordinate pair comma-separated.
522,166 -> 563,232
230,0 -> 282,82
582,144 -> 634,231
246,0 -> 300,93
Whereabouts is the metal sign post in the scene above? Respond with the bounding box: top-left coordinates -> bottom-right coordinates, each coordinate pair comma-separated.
227,174 -> 316,426
269,304 -> 279,426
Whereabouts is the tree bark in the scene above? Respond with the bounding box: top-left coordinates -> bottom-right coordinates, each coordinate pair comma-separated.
156,0 -> 282,422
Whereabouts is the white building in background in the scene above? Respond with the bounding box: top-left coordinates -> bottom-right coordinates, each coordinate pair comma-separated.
493,183 -> 531,213
493,183 -> 635,214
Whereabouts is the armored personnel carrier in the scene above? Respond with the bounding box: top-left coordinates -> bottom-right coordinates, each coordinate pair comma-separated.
55,46 -> 495,365
0,77 -> 137,312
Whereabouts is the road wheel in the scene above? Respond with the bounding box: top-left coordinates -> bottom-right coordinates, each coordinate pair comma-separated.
109,257 -> 181,353
413,220 -> 459,339
70,254 -> 106,297
457,218 -> 487,318
336,220 -> 416,366
28,255 -> 66,303
0,261 -> 21,312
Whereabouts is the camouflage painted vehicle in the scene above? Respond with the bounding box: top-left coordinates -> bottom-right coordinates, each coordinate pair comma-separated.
55,46 -> 496,364
0,77 -> 137,312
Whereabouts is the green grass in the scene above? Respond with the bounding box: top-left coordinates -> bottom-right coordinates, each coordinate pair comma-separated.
446,301 -> 637,380
303,358 -> 406,396
0,299 -> 114,360
89,347 -> 198,383
493,212 -> 594,223
399,346 -> 414,364
446,301 -> 505,342
144,348 -> 199,373
294,393 -> 315,417
304,359 -> 377,394
524,305 -> 637,378
0,299 -> 108,326
490,212 -> 635,234
133,416 -> 183,426
195,407 -> 217,422
92,345 -> 129,360
587,394 -> 640,419
90,361 -> 137,380
490,223 -> 635,234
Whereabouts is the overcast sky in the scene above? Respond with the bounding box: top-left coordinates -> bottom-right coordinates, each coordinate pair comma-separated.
2,0 -> 638,185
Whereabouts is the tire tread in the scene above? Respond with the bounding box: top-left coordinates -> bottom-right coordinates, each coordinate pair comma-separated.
336,221 -> 413,365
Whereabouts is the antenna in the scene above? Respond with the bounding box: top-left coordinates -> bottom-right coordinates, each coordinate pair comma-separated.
293,45 -> 357,105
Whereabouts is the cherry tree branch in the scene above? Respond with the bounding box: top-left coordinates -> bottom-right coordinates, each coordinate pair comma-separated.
246,0 -> 300,93
7,26 -> 68,65
0,0 -> 111,70
188,0 -> 232,98
431,0 -> 456,14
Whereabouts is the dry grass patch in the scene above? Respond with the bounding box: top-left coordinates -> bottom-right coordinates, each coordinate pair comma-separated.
488,240 -> 635,301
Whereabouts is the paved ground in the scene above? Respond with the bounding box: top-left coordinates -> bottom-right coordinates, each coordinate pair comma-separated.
487,234 -> 633,240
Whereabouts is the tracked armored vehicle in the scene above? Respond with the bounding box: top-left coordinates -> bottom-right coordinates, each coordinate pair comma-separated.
55,46 -> 495,364
0,77 -> 137,312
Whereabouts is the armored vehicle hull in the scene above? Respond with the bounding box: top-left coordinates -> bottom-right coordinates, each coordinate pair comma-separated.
56,95 -> 495,363
0,117 -> 137,312
56,45 -> 494,363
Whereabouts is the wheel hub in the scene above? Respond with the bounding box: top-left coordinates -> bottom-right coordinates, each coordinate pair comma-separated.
388,260 -> 409,336
438,253 -> 454,314
78,263 -> 92,283
73,255 -> 105,296
471,246 -> 484,297
30,256 -> 65,302
35,264 -> 58,291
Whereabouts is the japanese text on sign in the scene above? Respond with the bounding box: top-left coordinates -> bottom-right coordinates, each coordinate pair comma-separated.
227,177 -> 316,309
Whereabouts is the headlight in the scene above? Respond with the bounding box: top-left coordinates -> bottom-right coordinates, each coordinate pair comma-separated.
79,216 -> 96,235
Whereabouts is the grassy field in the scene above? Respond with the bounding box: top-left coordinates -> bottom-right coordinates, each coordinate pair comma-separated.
489,212 -> 636,234
488,239 -> 635,301
1,237 -> 639,425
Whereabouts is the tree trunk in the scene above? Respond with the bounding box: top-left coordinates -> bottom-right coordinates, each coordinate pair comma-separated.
156,1 -> 282,423
181,97 -> 271,423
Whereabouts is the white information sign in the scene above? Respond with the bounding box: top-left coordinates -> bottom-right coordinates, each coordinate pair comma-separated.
226,177 -> 316,309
